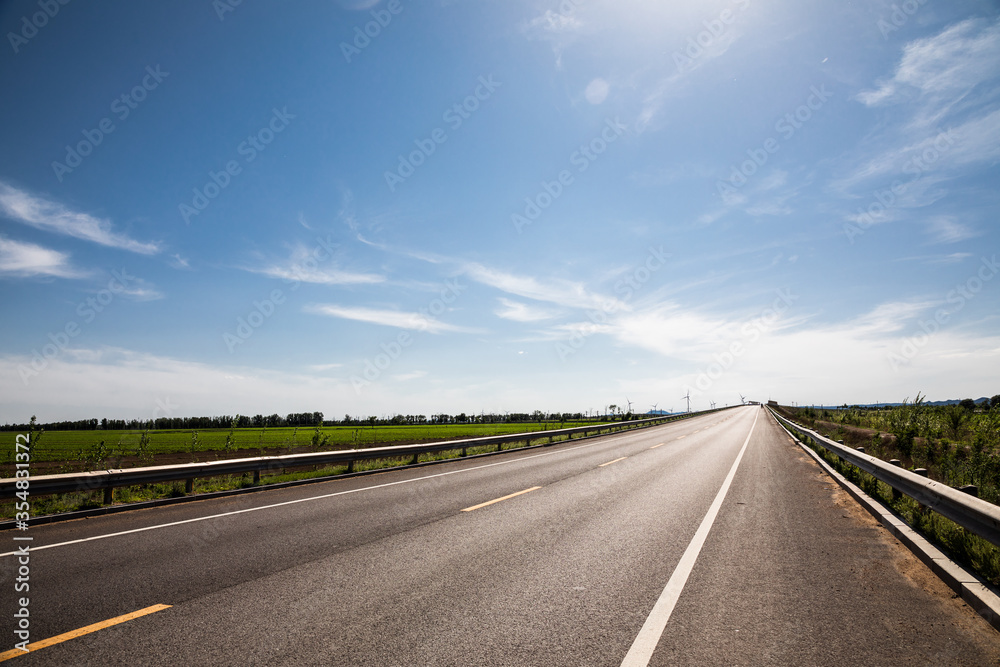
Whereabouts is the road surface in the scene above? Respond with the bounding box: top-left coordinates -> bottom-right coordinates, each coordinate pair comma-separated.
1,406 -> 998,665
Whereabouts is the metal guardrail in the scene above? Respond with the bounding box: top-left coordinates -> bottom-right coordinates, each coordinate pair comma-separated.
0,412 -> 717,505
769,407 -> 1000,550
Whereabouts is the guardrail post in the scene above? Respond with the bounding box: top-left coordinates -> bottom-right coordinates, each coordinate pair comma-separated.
460,447 -> 467,457
410,453 -> 419,465
185,478 -> 194,495
253,469 -> 261,484
103,486 -> 113,505
347,460 -> 354,473
888,460 -> 902,501
856,447 -> 865,453
960,485 -> 979,498
914,468 -> 928,512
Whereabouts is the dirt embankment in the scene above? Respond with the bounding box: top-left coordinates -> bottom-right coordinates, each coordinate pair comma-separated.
775,408 -> 894,450
811,419 -> 897,448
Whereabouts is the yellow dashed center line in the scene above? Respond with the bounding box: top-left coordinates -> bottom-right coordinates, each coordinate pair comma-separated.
599,457 -> 628,467
676,435 -> 686,440
461,486 -> 541,512
0,604 -> 171,662
649,443 -> 666,449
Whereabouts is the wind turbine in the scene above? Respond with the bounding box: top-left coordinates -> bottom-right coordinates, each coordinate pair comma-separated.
681,390 -> 691,413
710,401 -> 716,409
625,397 -> 634,415
650,403 -> 659,414
739,393 -> 747,405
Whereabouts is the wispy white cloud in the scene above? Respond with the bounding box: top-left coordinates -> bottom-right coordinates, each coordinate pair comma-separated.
258,264 -> 385,286
0,236 -> 88,279
857,19 -> 1000,110
0,181 -> 160,255
307,362 -> 343,372
463,262 -> 623,312
928,252 -> 972,265
925,216 -> 977,244
494,297 -> 560,323
837,18 -> 1000,198
115,278 -> 165,301
336,242 -> 624,314
845,300 -> 934,335
940,106 -> 1000,167
896,252 -> 973,265
306,304 -> 480,334
249,243 -> 385,286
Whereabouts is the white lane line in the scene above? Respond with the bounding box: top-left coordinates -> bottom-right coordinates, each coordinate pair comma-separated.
0,426 -> 671,557
621,409 -> 759,667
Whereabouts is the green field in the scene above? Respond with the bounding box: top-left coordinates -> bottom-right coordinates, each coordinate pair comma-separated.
0,421 -> 606,473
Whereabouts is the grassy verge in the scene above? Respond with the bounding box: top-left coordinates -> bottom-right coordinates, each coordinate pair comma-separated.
786,419 -> 1000,587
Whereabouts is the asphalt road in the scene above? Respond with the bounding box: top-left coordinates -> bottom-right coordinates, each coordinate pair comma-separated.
1,406 -> 998,665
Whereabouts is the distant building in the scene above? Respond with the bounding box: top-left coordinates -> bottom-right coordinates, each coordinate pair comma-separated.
767,400 -> 778,407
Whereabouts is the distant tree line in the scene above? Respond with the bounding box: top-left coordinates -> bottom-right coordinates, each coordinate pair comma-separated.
1,410 -> 622,432
1,412 -> 325,432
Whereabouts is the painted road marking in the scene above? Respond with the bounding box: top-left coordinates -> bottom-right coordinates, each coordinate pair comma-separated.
599,457 -> 628,467
0,604 -> 171,662
621,410 -> 759,667
676,436 -> 686,440
461,486 -> 541,512
649,443 -> 665,449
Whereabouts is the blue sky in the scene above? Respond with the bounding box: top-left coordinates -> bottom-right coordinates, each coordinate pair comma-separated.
1,0 -> 998,422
